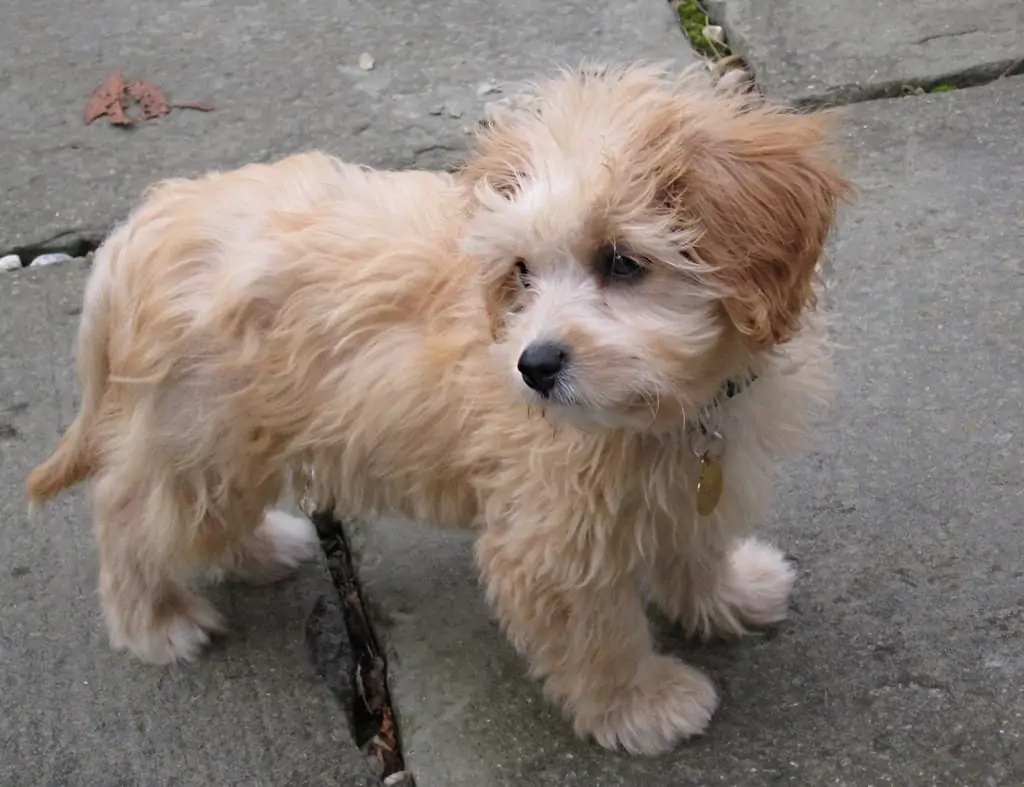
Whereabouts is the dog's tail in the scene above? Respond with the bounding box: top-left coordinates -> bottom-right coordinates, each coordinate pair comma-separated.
26,239 -> 117,509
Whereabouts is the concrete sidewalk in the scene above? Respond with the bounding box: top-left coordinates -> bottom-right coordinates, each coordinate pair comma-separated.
2,0 -> 1023,785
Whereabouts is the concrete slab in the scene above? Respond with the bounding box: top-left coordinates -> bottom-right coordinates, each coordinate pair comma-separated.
0,264 -> 376,786
0,0 -> 693,255
704,0 -> 1024,104
347,78 -> 1024,785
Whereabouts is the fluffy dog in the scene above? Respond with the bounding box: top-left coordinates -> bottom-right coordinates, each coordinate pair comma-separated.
27,64 -> 850,755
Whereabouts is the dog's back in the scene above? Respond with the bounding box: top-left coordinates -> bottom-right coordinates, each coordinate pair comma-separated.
26,152 -> 480,514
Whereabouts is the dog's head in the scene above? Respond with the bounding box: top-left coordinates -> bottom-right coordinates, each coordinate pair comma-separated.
459,64 -> 852,430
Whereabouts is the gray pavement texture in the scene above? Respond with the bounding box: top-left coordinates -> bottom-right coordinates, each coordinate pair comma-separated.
3,0 -> 1024,785
705,0 -> 1024,104
0,266 -> 376,786
347,78 -> 1024,786
0,0 -> 692,255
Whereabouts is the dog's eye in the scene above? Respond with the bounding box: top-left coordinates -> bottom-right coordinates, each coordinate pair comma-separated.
515,259 -> 531,287
598,246 -> 646,282
610,253 -> 642,279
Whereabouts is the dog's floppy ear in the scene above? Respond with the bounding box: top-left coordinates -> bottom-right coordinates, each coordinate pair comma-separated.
459,88 -> 548,201
685,107 -> 853,346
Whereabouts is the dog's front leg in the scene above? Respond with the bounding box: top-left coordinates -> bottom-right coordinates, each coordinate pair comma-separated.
475,521 -> 719,756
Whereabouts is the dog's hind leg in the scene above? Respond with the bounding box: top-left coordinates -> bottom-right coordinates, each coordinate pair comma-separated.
93,458 -> 316,662
93,463 -> 227,665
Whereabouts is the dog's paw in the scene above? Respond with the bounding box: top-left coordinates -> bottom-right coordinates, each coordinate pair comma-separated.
259,509 -> 319,575
108,594 -> 225,665
229,510 -> 319,585
721,538 -> 796,627
574,655 -> 719,756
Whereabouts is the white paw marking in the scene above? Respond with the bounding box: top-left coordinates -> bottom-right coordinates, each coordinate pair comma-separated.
722,538 -> 797,627
220,510 -> 318,584
260,510 -> 318,571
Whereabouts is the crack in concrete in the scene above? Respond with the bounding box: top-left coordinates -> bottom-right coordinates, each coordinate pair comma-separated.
689,2 -> 1024,109
307,509 -> 414,787
914,27 -> 982,45
2,230 -> 102,267
792,59 -> 1024,109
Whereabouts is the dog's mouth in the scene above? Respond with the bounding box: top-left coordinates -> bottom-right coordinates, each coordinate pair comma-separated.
552,383 -> 688,430
523,379 -> 578,408
522,382 -> 658,430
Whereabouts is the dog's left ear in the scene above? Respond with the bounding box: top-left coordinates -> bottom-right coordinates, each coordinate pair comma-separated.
684,107 -> 853,346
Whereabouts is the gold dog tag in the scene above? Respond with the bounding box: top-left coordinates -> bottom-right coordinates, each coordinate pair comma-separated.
696,455 -> 723,516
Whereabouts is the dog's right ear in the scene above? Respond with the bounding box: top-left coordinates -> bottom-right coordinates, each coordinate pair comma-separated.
459,126 -> 529,340
459,98 -> 543,340
478,261 -> 520,341
458,92 -> 545,201
459,139 -> 527,202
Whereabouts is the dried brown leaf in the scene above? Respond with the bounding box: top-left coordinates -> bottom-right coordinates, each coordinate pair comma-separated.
107,105 -> 134,126
83,69 -> 132,126
85,69 -> 213,127
126,80 -> 171,120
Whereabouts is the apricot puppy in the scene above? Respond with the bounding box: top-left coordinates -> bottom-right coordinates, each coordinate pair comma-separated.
27,64 -> 850,755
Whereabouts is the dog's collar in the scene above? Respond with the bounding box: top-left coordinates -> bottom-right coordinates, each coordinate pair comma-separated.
694,372 -> 758,437
689,372 -> 757,517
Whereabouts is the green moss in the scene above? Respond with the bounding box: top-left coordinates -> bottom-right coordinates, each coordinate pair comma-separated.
677,1 -> 721,59
928,83 -> 958,93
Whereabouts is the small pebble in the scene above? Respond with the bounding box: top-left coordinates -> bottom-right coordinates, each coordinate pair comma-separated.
358,52 -> 375,71
702,24 -> 726,46
476,80 -> 502,98
0,253 -> 21,271
29,252 -> 74,267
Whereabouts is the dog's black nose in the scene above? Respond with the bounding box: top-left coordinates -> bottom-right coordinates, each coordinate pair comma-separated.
517,342 -> 568,396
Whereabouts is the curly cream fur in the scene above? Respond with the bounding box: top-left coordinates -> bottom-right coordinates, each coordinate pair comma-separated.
26,64 -> 850,755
